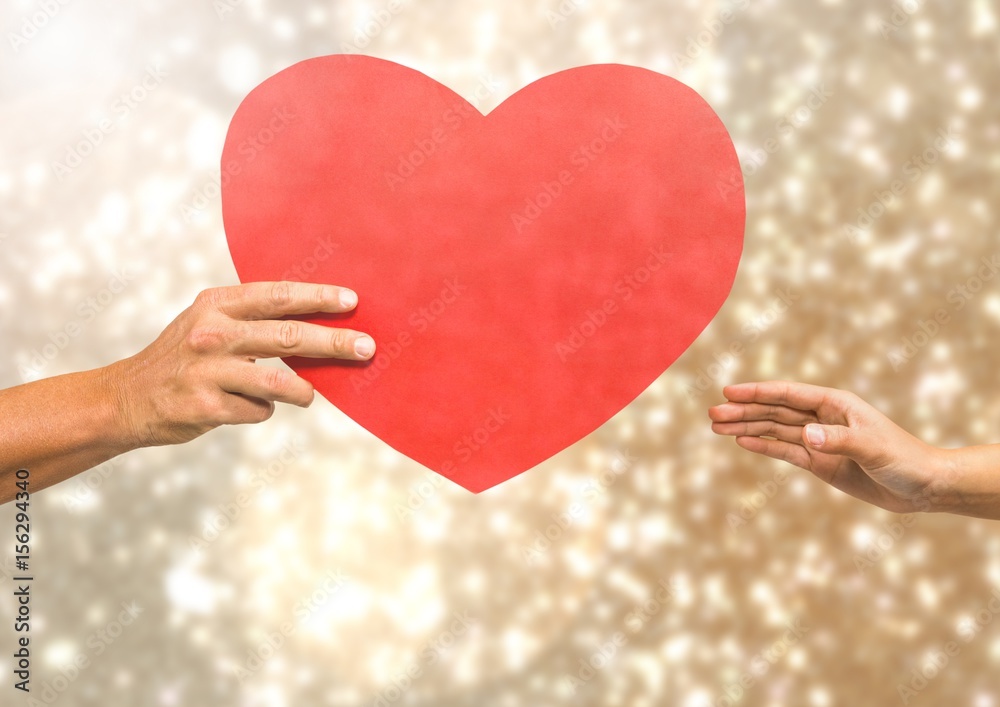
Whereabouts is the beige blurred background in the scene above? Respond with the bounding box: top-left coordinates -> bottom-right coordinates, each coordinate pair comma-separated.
3,0 -> 1000,705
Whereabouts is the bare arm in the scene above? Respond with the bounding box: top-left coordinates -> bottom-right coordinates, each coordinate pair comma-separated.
709,381 -> 1000,520
0,282 -> 375,504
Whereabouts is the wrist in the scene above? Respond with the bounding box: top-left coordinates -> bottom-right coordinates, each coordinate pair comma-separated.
921,444 -> 1000,520
96,358 -> 149,452
918,446 -> 967,515
939,444 -> 1000,520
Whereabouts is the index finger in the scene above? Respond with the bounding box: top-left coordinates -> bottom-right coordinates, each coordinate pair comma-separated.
204,282 -> 359,320
722,381 -> 843,412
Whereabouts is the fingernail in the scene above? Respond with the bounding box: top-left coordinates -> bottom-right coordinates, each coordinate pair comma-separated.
806,425 -> 825,447
354,336 -> 375,358
340,289 -> 358,309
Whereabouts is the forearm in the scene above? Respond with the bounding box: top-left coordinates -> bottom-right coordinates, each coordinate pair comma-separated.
928,445 -> 1000,520
0,364 -> 138,503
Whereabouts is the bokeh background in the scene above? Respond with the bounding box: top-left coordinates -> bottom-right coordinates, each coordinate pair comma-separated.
3,0 -> 1000,704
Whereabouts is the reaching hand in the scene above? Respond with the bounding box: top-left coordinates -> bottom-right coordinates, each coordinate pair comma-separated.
708,381 -> 950,513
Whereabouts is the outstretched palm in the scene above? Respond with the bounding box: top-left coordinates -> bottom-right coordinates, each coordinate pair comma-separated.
709,381 -> 941,513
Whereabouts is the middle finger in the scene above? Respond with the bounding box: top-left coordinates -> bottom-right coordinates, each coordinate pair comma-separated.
709,402 -> 818,426
231,320 -> 376,360
711,419 -> 805,444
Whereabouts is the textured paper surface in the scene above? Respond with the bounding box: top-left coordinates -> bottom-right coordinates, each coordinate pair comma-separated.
223,55 -> 744,492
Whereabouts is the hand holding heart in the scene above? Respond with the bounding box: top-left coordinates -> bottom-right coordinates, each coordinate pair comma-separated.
0,281 -> 376,503
109,282 -> 376,447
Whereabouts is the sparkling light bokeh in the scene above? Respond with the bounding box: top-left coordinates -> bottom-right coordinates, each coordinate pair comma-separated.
2,1 -> 1000,705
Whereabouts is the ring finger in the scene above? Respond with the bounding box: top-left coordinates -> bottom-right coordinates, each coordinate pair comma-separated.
217,362 -> 315,407
712,420 -> 805,444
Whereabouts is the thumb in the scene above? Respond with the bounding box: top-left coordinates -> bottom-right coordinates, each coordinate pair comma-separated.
803,423 -> 882,466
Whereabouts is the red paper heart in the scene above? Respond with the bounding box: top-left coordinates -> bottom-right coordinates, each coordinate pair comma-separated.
222,56 -> 744,493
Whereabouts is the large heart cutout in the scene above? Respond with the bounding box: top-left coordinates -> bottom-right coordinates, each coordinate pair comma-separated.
222,56 -> 744,493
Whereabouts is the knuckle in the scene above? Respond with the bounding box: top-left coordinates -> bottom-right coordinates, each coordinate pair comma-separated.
194,288 -> 221,311
268,281 -> 293,309
276,321 -> 302,351
262,367 -> 291,396
328,328 -> 352,354
185,324 -> 227,354
194,391 -> 227,424
312,286 -> 329,311
837,390 -> 863,410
